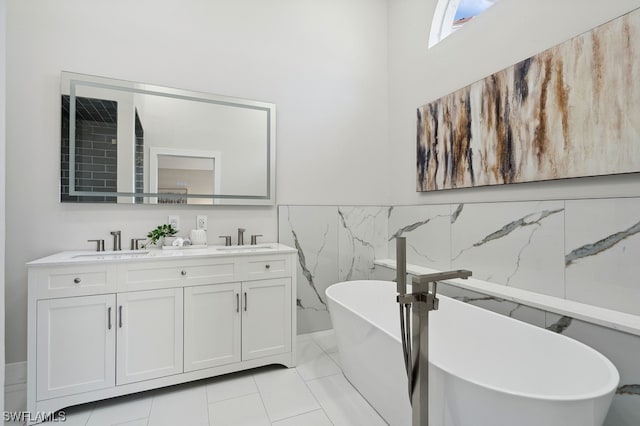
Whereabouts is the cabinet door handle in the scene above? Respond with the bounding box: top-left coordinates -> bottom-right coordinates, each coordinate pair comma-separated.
244,292 -> 248,311
265,264 -> 271,270
236,293 -> 239,313
108,307 -> 112,330
181,270 -> 187,276
73,277 -> 81,284
118,305 -> 123,328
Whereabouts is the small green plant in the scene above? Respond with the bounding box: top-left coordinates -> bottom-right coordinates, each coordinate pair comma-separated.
146,224 -> 178,246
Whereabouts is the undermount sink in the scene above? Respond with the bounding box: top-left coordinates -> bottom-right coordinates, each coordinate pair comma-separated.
72,250 -> 150,259
216,244 -> 276,251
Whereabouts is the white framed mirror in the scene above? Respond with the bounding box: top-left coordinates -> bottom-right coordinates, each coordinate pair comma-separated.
60,71 -> 276,205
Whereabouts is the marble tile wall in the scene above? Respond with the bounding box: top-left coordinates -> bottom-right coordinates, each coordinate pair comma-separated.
280,198 -> 640,328
434,283 -> 640,426
385,197 -> 640,314
278,206 -> 388,334
565,198 -> 640,315
387,204 -> 451,270
279,196 -> 640,424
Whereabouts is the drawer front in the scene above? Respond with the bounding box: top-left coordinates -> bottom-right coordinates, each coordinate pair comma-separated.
241,255 -> 291,281
30,265 -> 116,298
120,258 -> 238,291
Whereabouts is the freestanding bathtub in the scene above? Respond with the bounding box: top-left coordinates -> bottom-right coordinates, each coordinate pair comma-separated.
326,280 -> 619,426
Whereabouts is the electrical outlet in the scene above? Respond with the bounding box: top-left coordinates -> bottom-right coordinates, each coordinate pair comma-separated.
168,215 -> 180,230
196,215 -> 207,230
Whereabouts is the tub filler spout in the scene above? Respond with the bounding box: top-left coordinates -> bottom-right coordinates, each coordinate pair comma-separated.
396,237 -> 471,426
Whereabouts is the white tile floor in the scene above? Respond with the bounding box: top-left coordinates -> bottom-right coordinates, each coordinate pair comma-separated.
5,330 -> 388,425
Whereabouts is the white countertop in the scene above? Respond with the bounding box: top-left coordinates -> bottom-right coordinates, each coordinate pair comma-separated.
28,243 -> 297,266
375,259 -> 640,338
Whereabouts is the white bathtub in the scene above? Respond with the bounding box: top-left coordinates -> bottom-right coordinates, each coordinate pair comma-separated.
326,280 -> 619,426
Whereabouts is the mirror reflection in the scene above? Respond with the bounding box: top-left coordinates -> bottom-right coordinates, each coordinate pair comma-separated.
60,72 -> 275,205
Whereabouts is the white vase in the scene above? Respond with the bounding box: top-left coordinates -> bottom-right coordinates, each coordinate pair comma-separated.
163,236 -> 177,246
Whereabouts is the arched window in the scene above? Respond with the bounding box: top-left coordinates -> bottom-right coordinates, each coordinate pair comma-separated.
429,0 -> 498,48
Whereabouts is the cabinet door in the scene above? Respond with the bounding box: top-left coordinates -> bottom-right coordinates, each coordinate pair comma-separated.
184,283 -> 241,372
36,294 -> 116,400
242,278 -> 292,360
116,288 -> 183,385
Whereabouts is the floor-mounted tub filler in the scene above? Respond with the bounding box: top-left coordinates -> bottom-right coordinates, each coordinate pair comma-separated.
326,278 -> 619,426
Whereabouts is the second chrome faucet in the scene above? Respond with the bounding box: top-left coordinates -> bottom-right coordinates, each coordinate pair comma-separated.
219,228 -> 263,246
110,231 -> 122,251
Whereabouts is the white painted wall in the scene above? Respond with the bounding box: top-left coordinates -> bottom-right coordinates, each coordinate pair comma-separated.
388,0 -> 640,205
142,96 -> 267,196
4,0 -> 388,363
1,0 -> 6,409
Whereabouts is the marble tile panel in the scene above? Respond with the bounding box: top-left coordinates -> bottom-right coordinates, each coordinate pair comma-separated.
278,206 -> 338,334
451,200 -> 565,297
337,206 -> 388,281
544,312 -> 574,335
373,263 -> 397,281
544,313 -> 640,426
387,204 -> 451,270
565,197 -> 640,315
438,283 -> 546,327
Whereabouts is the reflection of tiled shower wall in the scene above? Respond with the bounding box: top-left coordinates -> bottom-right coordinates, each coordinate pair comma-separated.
60,96 -> 118,202
278,197 -> 640,425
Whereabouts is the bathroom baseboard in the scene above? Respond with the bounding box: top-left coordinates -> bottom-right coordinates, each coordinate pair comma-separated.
5,361 -> 27,387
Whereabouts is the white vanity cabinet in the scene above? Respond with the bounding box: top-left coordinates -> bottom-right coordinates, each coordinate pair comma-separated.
183,277 -> 292,372
184,282 -> 242,371
116,288 -> 184,385
36,294 -> 116,400
27,245 -> 297,422
242,278 -> 292,360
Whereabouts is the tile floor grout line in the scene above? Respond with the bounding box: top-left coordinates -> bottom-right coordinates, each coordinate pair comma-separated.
250,373 -> 273,424
144,392 -> 154,426
144,394 -> 155,426
83,407 -> 93,426
269,409 -> 334,426
260,368 -> 327,423
112,416 -> 149,426
307,331 -> 338,356
207,389 -> 261,406
205,388 -> 213,426
299,369 -> 338,426
303,334 -> 339,364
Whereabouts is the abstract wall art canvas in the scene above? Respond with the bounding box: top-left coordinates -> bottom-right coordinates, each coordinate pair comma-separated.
417,8 -> 640,191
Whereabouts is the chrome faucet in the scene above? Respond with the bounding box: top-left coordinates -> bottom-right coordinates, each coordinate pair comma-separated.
110,231 -> 122,251
395,237 -> 471,425
88,239 -> 105,252
130,238 -> 146,250
237,228 -> 246,246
